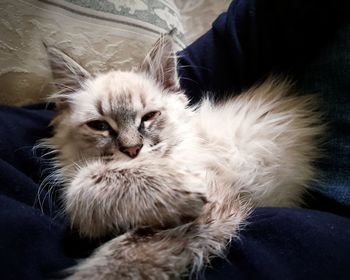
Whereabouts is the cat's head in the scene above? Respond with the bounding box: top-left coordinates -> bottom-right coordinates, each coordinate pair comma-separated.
46,33 -> 191,172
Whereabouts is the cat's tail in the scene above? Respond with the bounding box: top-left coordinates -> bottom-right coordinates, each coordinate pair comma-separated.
65,188 -> 251,280
160,187 -> 252,277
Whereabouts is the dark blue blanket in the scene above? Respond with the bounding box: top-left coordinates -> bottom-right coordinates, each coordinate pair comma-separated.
1,0 -> 350,279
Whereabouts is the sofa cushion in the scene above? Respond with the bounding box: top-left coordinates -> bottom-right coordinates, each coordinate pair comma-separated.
0,0 -> 185,105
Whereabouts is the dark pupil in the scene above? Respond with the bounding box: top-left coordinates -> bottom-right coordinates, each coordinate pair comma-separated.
142,111 -> 157,122
87,120 -> 110,131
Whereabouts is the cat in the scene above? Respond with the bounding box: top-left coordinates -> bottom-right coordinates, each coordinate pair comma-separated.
42,33 -> 325,279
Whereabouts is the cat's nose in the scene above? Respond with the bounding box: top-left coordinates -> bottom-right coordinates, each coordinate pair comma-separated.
120,144 -> 143,158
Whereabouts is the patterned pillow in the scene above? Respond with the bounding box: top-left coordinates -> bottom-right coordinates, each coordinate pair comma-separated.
0,0 -> 185,105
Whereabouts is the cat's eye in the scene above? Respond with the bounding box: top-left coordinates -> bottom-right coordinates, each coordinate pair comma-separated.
86,120 -> 111,131
141,111 -> 161,122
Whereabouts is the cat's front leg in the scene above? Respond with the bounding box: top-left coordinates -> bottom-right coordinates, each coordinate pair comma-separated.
63,159 -> 207,238
66,194 -> 250,280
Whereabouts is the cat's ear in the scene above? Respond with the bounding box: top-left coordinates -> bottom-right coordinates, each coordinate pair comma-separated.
45,43 -> 91,96
140,30 -> 180,91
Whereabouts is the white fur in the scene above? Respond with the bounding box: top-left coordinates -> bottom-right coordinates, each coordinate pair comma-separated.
43,35 -> 325,279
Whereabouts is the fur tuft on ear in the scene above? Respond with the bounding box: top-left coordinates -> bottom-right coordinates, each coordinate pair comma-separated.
140,30 -> 180,91
44,43 -> 91,97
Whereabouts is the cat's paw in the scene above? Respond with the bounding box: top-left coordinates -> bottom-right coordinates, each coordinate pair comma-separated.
63,160 -> 118,238
63,160 -> 207,239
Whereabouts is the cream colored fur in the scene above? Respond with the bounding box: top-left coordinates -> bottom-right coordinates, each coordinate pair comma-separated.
42,33 -> 325,279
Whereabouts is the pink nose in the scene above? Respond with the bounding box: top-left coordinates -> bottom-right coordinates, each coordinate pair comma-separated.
120,144 -> 143,158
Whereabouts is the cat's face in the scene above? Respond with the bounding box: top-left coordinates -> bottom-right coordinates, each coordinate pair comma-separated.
46,34 -> 190,170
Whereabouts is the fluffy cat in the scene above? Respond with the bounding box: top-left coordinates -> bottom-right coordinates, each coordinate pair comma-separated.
42,33 -> 325,279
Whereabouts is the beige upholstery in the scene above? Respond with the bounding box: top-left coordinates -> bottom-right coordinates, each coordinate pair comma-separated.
0,0 -> 229,105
